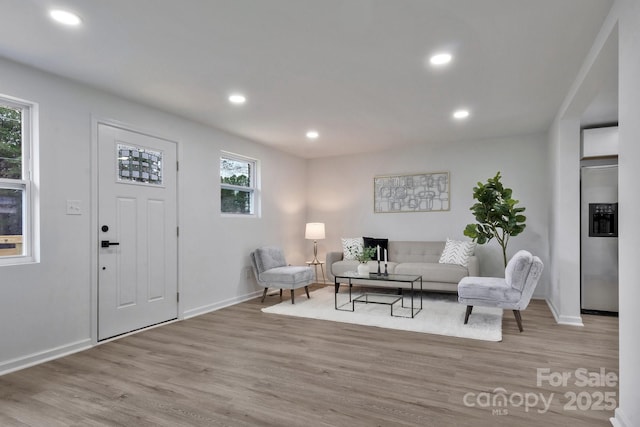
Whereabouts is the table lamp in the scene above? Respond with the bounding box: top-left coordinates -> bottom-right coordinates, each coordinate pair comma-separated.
305,222 -> 325,263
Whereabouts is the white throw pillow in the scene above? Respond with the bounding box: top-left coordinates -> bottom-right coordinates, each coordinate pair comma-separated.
438,238 -> 477,267
341,237 -> 363,260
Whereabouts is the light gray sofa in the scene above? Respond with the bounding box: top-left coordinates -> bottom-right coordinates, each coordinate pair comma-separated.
326,241 -> 479,292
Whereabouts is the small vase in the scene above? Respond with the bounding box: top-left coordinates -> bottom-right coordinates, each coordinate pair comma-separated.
357,263 -> 369,276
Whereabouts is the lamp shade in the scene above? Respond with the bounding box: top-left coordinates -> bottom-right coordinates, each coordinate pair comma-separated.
305,222 -> 325,240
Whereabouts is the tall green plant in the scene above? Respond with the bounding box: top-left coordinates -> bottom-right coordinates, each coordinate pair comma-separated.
463,172 -> 526,267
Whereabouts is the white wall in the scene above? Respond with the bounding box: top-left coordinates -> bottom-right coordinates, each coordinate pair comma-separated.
546,0 -> 618,328
549,0 -> 640,425
546,117 -> 582,325
0,57 -> 307,373
615,0 -> 640,425
307,133 -> 550,294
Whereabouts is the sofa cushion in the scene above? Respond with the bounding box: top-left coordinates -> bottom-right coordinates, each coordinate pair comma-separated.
395,262 -> 469,283
341,237 -> 363,260
331,260 -> 360,276
254,246 -> 287,272
387,241 -> 443,263
438,238 -> 476,267
363,237 -> 389,261
332,260 -> 399,277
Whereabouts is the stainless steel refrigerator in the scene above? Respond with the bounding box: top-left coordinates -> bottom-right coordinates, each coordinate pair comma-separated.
580,165 -> 618,314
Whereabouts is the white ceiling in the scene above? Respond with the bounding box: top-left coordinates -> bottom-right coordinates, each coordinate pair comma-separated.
0,0 -> 614,158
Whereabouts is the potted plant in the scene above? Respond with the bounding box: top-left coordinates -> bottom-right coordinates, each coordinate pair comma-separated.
347,245 -> 377,276
463,172 -> 527,267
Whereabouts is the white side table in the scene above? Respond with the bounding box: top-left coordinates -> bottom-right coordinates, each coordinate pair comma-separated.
306,260 -> 326,284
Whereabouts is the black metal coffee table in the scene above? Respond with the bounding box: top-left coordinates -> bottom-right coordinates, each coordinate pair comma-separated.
334,272 -> 423,318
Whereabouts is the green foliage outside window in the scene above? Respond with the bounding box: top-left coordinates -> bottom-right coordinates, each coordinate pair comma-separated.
0,105 -> 22,179
220,157 -> 254,214
220,188 -> 251,214
0,189 -> 22,236
0,105 -> 23,238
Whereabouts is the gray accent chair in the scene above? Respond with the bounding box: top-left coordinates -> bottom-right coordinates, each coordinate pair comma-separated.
458,250 -> 543,332
250,246 -> 315,304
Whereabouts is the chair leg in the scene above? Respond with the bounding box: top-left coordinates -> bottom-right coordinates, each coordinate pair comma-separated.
290,289 -> 295,304
464,305 -> 473,324
304,286 -> 310,299
513,310 -> 524,332
261,288 -> 268,303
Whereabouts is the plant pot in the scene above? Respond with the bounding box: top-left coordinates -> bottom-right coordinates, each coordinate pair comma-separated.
357,263 -> 369,276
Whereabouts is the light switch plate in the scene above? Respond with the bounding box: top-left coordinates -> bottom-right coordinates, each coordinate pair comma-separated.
66,200 -> 82,215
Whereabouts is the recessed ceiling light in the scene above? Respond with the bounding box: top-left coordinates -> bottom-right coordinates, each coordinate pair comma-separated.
430,53 -> 452,66
306,130 -> 319,139
228,94 -> 246,105
453,109 -> 470,119
49,9 -> 82,26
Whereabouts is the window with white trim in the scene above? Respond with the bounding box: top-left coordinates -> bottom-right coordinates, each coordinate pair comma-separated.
220,153 -> 258,215
0,96 -> 36,263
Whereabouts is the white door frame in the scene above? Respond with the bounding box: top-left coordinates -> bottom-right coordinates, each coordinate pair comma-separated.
90,116 -> 182,344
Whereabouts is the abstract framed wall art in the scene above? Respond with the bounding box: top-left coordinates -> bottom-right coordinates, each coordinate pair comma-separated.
374,172 -> 450,213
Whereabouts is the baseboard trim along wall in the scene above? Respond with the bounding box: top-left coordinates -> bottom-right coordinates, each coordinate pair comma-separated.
0,291 -> 265,376
183,290 -> 264,320
0,339 -> 92,377
546,299 -> 585,327
610,408 -> 631,427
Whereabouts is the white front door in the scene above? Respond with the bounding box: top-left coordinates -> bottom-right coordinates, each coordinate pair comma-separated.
97,123 -> 178,340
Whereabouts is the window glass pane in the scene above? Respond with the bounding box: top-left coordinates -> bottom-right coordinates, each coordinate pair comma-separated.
117,144 -> 163,185
0,105 -> 22,179
221,188 -> 252,214
220,158 -> 251,187
0,188 -> 23,256
220,154 -> 257,215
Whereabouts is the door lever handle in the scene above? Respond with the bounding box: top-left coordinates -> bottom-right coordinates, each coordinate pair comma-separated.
101,240 -> 120,248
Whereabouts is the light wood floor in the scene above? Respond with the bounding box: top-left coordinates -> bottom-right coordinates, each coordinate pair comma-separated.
0,285 -> 618,426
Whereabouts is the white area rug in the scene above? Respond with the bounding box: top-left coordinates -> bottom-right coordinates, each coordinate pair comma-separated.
262,287 -> 503,342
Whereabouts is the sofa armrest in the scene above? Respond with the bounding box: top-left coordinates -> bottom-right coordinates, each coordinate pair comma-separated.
325,251 -> 344,282
467,255 -> 479,277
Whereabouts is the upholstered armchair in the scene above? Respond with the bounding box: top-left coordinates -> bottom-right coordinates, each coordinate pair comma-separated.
457,250 -> 543,332
250,246 -> 315,304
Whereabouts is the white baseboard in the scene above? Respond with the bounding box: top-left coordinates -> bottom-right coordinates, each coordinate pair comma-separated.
546,298 -> 561,322
610,408 -> 631,427
545,299 -> 584,326
556,315 -> 584,326
0,291 -> 265,376
183,290 -> 263,319
0,339 -> 92,376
